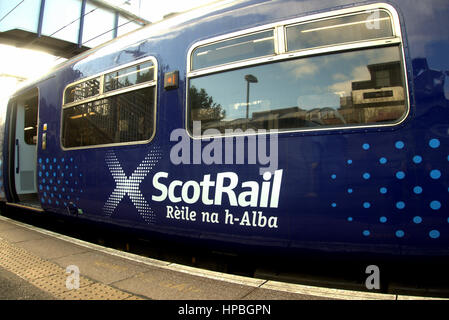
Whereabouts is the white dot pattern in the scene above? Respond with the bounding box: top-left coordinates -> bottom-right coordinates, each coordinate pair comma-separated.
103,146 -> 162,224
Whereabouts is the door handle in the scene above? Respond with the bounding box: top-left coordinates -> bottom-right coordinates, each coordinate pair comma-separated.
15,139 -> 19,174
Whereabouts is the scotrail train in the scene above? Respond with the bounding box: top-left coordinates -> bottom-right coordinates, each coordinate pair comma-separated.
0,0 -> 448,258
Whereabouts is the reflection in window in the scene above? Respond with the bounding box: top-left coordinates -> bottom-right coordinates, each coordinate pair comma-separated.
286,10 -> 393,52
62,87 -> 155,148
192,30 -> 275,70
188,46 -> 406,136
24,96 -> 38,145
64,78 -> 100,104
104,61 -> 154,92
375,70 -> 391,87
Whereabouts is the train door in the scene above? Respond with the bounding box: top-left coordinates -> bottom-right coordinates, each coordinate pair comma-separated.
9,88 -> 39,205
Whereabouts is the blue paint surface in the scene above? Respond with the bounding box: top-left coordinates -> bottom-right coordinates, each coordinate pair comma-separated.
2,0 -> 449,257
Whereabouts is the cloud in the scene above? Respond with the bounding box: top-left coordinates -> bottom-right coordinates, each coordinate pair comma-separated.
329,80 -> 352,97
284,59 -> 319,79
232,100 -> 266,109
364,47 -> 401,65
332,73 -> 348,81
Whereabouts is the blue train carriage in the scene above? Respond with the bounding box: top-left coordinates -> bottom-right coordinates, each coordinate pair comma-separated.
1,0 -> 448,258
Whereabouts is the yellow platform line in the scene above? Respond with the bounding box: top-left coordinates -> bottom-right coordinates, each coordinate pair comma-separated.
0,237 -> 144,300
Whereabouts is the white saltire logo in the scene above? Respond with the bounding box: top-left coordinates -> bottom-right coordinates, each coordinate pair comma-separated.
103,147 -> 162,223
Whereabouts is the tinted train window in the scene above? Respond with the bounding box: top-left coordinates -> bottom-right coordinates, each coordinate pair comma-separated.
189,47 -> 406,135
62,87 -> 155,148
62,58 -> 157,148
191,30 -> 275,70
286,10 -> 393,52
104,61 -> 155,92
187,5 -> 407,137
24,96 -> 38,145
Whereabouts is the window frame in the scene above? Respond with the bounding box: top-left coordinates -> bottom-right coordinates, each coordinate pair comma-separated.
284,8 -> 395,53
186,3 -> 409,139
190,28 -> 277,71
61,56 -> 158,150
63,77 -> 101,105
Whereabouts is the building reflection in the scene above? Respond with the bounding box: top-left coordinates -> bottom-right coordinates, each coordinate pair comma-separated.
340,61 -> 405,124
195,60 -> 407,133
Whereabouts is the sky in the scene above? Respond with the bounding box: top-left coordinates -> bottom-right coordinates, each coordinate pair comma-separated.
0,0 -> 215,100
0,44 -> 62,100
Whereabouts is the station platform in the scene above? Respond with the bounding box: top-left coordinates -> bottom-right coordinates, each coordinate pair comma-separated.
0,214 -> 441,300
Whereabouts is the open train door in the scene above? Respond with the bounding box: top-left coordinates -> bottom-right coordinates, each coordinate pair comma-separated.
7,88 -> 41,209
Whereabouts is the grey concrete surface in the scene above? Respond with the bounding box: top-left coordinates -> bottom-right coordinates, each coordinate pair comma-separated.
113,267 -> 256,300
0,215 -> 405,300
52,251 -> 150,285
0,226 -> 46,243
0,266 -> 55,300
15,237 -> 90,260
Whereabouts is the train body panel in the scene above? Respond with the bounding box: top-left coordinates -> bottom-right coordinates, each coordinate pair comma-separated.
2,0 -> 449,257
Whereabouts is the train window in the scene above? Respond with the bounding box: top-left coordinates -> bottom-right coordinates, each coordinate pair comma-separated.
286,10 -> 393,52
191,30 -> 275,70
62,87 -> 155,148
62,58 -> 157,149
104,61 -> 155,92
188,46 -> 406,135
64,77 -> 100,104
24,96 -> 38,145
187,5 -> 407,137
